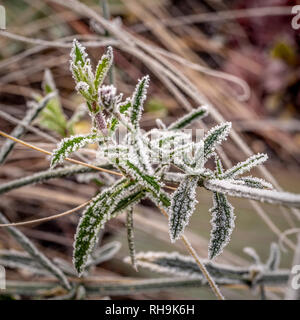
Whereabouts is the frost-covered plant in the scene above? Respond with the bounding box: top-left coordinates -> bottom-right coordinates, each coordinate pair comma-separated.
48,40 -> 300,278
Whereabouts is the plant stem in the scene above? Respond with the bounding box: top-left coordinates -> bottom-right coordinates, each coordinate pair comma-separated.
159,207 -> 224,300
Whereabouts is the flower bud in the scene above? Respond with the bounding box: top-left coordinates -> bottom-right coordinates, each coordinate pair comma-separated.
95,111 -> 108,135
98,85 -> 116,110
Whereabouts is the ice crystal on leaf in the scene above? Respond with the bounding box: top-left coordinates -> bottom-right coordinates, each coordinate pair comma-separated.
168,106 -> 208,130
130,76 -> 150,129
203,122 -> 231,160
50,133 -> 104,168
94,46 -> 113,89
169,176 -> 199,242
220,153 -> 268,179
74,178 -> 143,275
208,191 -> 235,260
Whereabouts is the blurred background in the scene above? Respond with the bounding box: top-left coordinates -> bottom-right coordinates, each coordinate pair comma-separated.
0,0 -> 299,299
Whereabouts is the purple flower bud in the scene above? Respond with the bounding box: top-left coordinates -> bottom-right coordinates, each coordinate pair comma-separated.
95,111 -> 108,135
98,85 -> 116,110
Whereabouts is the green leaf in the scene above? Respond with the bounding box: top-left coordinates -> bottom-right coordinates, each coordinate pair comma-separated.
73,179 -> 142,275
50,133 -> 103,168
168,106 -> 208,130
123,160 -> 160,193
72,40 -> 87,65
169,176 -> 199,242
70,40 -> 94,100
38,70 -> 68,137
208,192 -> 235,260
220,153 -> 268,179
130,76 -> 149,128
119,98 -> 131,114
94,46 -> 113,89
230,177 -> 273,189
204,122 -> 231,160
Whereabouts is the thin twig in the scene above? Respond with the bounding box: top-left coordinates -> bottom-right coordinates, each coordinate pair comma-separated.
0,201 -> 91,227
159,207 -> 224,300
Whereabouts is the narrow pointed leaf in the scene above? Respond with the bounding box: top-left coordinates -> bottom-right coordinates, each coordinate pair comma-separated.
168,106 -> 208,130
231,176 -> 273,189
169,176 -> 199,242
203,122 -> 231,160
50,133 -> 103,168
130,76 -> 149,128
122,159 -> 160,194
209,192 -> 235,260
73,179 -> 143,275
94,46 -> 113,89
220,153 -> 268,179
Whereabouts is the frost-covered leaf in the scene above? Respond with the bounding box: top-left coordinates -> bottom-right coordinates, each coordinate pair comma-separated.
71,39 -> 88,66
73,178 -> 143,275
204,179 -> 300,208
129,133 -> 153,174
168,106 -> 208,130
220,153 -> 268,179
122,159 -> 160,194
70,40 -> 92,83
193,140 -> 205,169
126,208 -> 137,271
50,133 -> 104,168
230,177 -> 273,189
147,188 -> 171,211
130,76 -> 149,128
209,192 -> 235,260
203,122 -> 231,160
70,40 -> 94,101
94,46 -> 113,89
169,176 -> 199,242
